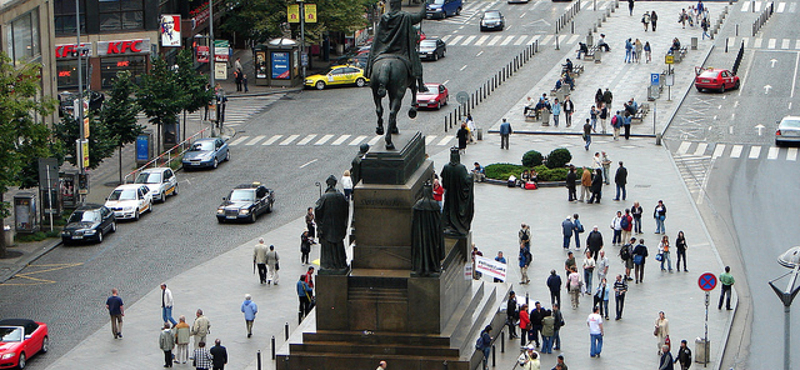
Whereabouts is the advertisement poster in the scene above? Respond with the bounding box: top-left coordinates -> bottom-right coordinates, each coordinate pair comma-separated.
272,52 -> 290,79
215,62 -> 227,80
196,46 -> 209,63
160,15 -> 181,47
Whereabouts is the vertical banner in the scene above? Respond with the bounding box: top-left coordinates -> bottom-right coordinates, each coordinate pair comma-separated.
305,4 -> 317,23
287,4 -> 300,23
160,15 -> 182,47
81,140 -> 90,169
475,256 -> 507,281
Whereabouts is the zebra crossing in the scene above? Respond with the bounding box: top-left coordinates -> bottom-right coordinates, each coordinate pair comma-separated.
437,33 -> 574,47
739,1 -> 798,13
226,133 -> 457,148
674,140 -> 799,161
725,36 -> 800,51
136,96 -> 277,128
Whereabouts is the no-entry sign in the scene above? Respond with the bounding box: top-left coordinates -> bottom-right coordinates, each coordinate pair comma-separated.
698,272 -> 717,291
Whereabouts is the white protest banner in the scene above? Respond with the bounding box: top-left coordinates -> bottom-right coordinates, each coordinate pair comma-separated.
475,256 -> 507,281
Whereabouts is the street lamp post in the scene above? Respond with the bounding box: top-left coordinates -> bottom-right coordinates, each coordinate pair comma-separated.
768,246 -> 800,370
75,0 -> 85,202
297,0 -> 306,79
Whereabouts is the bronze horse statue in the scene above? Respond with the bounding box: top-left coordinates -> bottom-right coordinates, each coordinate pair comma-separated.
370,56 -> 418,150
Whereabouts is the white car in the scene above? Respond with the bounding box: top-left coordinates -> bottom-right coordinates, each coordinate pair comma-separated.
134,167 -> 178,202
104,184 -> 153,221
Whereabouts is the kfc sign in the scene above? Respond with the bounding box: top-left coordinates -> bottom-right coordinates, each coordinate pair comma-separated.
55,44 -> 91,59
97,39 -> 151,56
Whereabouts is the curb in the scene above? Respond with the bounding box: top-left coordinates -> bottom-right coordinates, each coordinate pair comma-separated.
225,87 -> 303,99
487,130 -> 657,138
0,239 -> 63,284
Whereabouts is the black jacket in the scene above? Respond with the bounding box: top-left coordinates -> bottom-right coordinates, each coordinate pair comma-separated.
615,166 -> 628,185
547,274 -> 562,292
566,171 -> 577,189
530,307 -> 549,326
677,346 -> 692,367
210,345 -> 228,368
587,231 -> 604,251
591,173 -> 603,192
659,351 -> 675,370
507,296 -> 518,319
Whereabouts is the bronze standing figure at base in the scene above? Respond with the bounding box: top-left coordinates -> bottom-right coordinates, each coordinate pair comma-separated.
315,175 -> 350,272
412,182 -> 445,276
441,147 -> 475,236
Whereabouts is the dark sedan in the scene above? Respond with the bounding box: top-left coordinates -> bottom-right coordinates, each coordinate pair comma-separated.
480,10 -> 505,31
61,204 -> 116,245
182,138 -> 230,170
216,182 -> 275,223
419,39 -> 446,61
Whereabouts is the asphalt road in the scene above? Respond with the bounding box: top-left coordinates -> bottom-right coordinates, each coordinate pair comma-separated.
0,1 -> 585,368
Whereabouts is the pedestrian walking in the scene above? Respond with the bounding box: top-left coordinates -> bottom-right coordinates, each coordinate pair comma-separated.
552,98 -> 561,127
613,274 -> 628,320
583,119 -> 592,151
341,170 -> 354,201
601,152 -> 611,185
580,167 -> 592,202
191,309 -> 211,349
456,123 -> 469,154
624,39 -> 633,63
466,114 -> 477,143
655,311 -> 670,354
590,105 -> 599,131
547,270 -> 562,309
565,251 -> 576,276
234,57 -> 242,72
499,118 -> 512,149
174,316 -> 191,364
658,235 -> 673,272
297,274 -> 314,319
633,239 -> 649,283
552,305 -> 564,350
651,11 -> 659,30
304,266 -> 315,291
587,306 -> 604,358
597,250 -> 610,284
566,165 -> 578,201
644,41 -> 652,63
701,17 -> 710,39
632,201 -> 644,234
612,111 -> 623,140
675,231 -> 688,272
567,266 -> 582,310
599,104 -> 609,134
478,325 -> 493,369
563,95 -> 575,127
305,207 -> 316,241
555,355 -> 568,370
240,294 -> 258,338
507,291 -> 519,339
654,200 -> 667,234
621,209 -> 633,242
561,215 -> 574,249
627,0 -> 634,15
300,231 -> 312,265
519,303 -> 531,346
254,238 -> 268,284
210,339 -> 228,370
266,245 -> 280,285
718,266 -> 735,310
634,39 -> 643,64
573,213 -> 584,250
623,111 -> 633,139
642,11 -> 651,31
593,278 -> 610,320
160,283 -> 177,326
595,88 -> 604,108
610,211 -> 623,246
586,226 -> 604,260
242,74 -> 249,93
676,339 -> 693,370
660,346 -> 675,370
193,341 -> 213,370
582,251 -> 596,294
105,288 -> 124,339
159,322 -> 175,368
589,169 -> 603,204
519,224 -> 532,284
376,360 -> 388,370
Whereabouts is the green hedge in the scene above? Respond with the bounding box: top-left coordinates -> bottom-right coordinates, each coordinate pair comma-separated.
485,163 -> 526,181
522,150 -> 543,168
546,148 -> 572,169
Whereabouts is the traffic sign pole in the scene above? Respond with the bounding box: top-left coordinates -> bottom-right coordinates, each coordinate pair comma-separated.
698,272 -> 717,367
704,291 -> 709,367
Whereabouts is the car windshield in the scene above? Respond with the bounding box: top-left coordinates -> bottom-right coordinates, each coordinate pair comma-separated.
420,40 -> 437,48
700,71 -> 719,78
433,0 -> 445,4
229,189 -> 255,202
0,327 -> 22,342
109,189 -> 137,201
190,141 -> 214,151
781,119 -> 800,128
485,12 -> 501,19
134,172 -> 162,184
68,210 -> 101,223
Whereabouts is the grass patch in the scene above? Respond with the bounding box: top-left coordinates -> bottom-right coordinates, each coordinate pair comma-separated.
14,229 -> 61,243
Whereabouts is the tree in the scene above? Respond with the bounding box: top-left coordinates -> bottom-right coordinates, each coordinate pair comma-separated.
0,53 -> 58,257
174,49 -> 213,139
52,112 -> 118,170
136,57 -> 185,154
100,70 -> 143,183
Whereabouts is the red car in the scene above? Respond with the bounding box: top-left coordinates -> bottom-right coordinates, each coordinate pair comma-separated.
416,83 -> 449,110
694,67 -> 740,93
0,319 -> 48,369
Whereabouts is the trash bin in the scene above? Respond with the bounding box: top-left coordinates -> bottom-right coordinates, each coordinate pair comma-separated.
655,133 -> 662,146
586,34 -> 594,47
691,37 -> 698,50
477,128 -> 483,141
694,337 -> 710,364
541,109 -> 551,126
595,49 -> 603,64
3,225 -> 13,247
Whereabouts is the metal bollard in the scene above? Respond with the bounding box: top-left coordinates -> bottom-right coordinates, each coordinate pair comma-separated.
736,23 -> 739,36
571,21 -> 574,34
285,322 -> 290,340
259,349 -> 264,369
443,360 -> 448,370
492,344 -> 496,366
271,336 -> 276,359
444,117 -> 448,132
501,332 -> 505,353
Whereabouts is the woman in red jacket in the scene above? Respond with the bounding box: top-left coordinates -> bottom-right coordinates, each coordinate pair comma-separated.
518,303 -> 531,346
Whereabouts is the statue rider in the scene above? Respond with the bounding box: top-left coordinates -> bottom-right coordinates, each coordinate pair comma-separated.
366,0 -> 429,93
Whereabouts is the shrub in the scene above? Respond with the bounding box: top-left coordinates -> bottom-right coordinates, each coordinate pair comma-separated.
546,148 -> 572,169
536,167 -> 569,181
522,150 -> 543,168
485,163 -> 526,180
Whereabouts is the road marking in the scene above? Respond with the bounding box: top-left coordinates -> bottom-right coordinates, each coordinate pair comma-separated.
331,135 -> 351,145
368,135 -> 382,145
740,1 -> 749,11
777,2 -> 786,12
748,145 -> 761,159
787,147 -> 798,161
262,135 -> 283,145
440,35 -> 452,42
437,136 -> 453,146
520,12 -> 527,18
792,52 -> 800,98
426,135 -> 437,145
487,36 -> 501,46
296,134 -> 317,145
450,35 -> 464,45
755,1 -> 763,11
796,40 -> 800,50
730,145 -> 743,158
541,35 -> 554,45
712,144 -> 725,159
740,37 -> 749,48
694,143 -> 708,156
476,50 -> 484,57
782,39 -> 790,50
460,64 -> 468,71
677,141 -> 692,155
245,135 -> 266,146
349,135 -> 368,146
500,35 -> 515,46
229,136 -> 250,146
443,79 -> 450,85
529,35 -> 541,45
474,35 -> 490,46
514,36 -> 528,45
299,159 -> 318,169
768,39 -> 777,49
567,35 -> 580,44
462,35 -> 477,46
279,134 -> 300,145
314,134 -> 334,145
767,146 -> 779,160
754,38 -> 763,48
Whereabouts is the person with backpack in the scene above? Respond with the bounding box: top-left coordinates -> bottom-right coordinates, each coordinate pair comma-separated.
573,213 -> 584,250
676,339 -> 693,370
633,239 -> 649,284
621,209 -> 633,244
477,325 -> 493,369
611,111 -> 623,140
620,237 -> 636,281
561,215 -> 575,250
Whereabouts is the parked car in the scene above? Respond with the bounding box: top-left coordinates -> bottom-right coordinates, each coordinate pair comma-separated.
104,184 -> 153,221
508,0 -> 530,4
58,90 -> 105,117
182,138 -> 230,170
694,67 -> 740,93
134,167 -> 178,203
775,115 -> 800,146
417,83 -> 449,110
0,319 -> 48,369
426,0 -> 463,19
304,65 -> 369,90
61,204 -> 116,244
216,182 -> 275,223
419,39 -> 446,61
480,10 -> 505,31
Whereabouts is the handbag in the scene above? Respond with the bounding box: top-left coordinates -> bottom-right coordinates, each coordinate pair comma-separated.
654,325 -> 660,336
655,253 -> 663,262
275,262 -> 280,271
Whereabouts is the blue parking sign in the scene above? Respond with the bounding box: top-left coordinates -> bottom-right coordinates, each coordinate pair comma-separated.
651,73 -> 660,86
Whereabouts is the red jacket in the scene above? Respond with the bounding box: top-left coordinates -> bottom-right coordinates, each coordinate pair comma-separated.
433,182 -> 444,201
519,310 -> 530,330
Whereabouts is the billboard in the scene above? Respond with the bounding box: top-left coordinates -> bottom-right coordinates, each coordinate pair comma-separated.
272,52 -> 290,79
160,15 -> 181,47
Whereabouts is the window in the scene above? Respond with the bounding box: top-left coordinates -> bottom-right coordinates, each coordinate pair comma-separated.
5,9 -> 41,66
54,0 -> 86,35
99,0 -> 144,32
100,56 -> 146,88
56,59 -> 90,90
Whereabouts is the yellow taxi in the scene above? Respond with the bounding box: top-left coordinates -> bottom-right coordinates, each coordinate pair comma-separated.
304,65 -> 369,90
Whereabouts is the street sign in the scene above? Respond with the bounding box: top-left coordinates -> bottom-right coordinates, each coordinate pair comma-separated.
698,272 -> 718,291
665,55 -> 674,64
665,74 -> 674,86
651,73 -> 660,86
456,91 -> 469,105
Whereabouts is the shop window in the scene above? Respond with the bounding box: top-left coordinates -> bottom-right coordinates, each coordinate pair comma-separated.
100,56 -> 146,88
56,59 -> 90,90
5,8 -> 41,66
99,0 -> 144,31
54,0 -> 86,35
